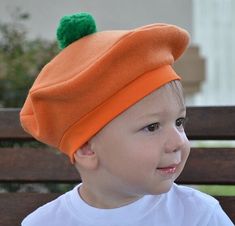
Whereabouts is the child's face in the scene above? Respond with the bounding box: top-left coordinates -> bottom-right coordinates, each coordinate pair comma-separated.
87,82 -> 190,198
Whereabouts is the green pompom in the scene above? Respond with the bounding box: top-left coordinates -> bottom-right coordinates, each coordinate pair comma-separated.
56,12 -> 97,49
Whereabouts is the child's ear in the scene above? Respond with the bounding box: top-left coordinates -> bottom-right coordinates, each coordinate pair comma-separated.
73,142 -> 98,170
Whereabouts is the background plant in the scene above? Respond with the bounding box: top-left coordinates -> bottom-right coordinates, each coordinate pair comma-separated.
0,9 -> 59,107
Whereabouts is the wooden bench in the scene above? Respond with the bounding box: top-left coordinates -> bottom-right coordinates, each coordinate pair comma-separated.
0,107 -> 235,225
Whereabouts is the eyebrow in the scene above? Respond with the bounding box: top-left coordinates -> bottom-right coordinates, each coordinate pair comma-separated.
136,107 -> 186,120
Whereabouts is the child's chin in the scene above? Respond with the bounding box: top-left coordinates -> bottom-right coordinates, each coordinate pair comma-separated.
147,181 -> 174,196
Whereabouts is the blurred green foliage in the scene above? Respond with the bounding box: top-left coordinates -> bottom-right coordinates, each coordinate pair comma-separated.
196,185 -> 235,196
0,9 -> 59,107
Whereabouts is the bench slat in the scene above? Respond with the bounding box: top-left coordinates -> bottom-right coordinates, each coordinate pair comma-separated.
0,193 -> 234,226
0,109 -> 30,140
1,107 -> 235,140
178,147 -> 235,184
0,148 -> 80,182
1,147 -> 235,184
185,106 -> 235,140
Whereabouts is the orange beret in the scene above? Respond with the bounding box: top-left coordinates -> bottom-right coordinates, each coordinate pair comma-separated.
20,13 -> 190,163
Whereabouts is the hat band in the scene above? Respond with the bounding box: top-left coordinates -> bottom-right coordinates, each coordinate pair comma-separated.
59,65 -> 180,163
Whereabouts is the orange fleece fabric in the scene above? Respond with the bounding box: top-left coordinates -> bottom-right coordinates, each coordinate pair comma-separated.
20,22 -> 190,163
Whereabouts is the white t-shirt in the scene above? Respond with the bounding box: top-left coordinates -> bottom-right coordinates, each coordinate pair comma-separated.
22,183 -> 233,226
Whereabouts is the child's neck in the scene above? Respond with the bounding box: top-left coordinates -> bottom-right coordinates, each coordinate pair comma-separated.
78,183 -> 143,209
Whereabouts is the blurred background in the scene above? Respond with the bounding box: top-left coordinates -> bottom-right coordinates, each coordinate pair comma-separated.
0,0 -> 235,107
0,0 -> 234,195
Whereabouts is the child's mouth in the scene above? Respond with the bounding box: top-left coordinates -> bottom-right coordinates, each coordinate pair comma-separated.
156,164 -> 178,175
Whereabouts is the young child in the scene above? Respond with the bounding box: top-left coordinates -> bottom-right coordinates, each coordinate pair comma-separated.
20,12 -> 233,226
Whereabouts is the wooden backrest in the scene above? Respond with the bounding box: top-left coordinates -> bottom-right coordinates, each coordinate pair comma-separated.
0,107 -> 235,225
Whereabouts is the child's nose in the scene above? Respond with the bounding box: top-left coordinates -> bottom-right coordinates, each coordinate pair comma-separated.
164,127 -> 186,153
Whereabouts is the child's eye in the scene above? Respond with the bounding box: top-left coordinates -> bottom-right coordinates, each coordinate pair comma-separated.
143,123 -> 160,132
176,117 -> 186,128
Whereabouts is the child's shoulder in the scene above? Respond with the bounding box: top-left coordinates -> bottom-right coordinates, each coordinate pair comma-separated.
169,183 -> 219,209
165,184 -> 219,222
171,183 -> 218,204
169,184 -> 233,225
